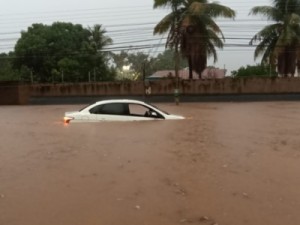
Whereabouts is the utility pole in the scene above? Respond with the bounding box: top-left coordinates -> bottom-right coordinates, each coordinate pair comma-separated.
285,0 -> 290,13
61,70 -> 64,83
93,68 -> 96,82
174,27 -> 180,105
142,62 -> 146,99
30,70 -> 33,84
173,5 -> 180,105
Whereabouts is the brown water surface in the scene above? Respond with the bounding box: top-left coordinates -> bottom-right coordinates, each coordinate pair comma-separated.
1,102 -> 300,225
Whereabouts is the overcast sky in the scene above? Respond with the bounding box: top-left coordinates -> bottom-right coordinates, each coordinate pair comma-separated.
0,0 -> 272,74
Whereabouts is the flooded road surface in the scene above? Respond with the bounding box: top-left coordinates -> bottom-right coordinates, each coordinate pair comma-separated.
1,102 -> 300,225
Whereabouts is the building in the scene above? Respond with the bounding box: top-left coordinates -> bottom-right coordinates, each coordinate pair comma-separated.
147,67 -> 226,80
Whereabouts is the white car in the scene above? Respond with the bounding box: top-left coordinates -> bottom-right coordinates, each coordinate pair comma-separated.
64,99 -> 184,123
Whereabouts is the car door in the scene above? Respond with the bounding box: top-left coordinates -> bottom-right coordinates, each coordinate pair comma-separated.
128,103 -> 164,121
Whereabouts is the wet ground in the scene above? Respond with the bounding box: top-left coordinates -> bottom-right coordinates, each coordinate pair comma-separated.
0,102 -> 300,225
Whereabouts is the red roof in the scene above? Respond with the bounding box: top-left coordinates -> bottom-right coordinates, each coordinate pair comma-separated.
148,68 -> 226,79
149,70 -> 199,80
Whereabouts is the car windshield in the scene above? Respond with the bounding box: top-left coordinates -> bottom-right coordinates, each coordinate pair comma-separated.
79,102 -> 94,111
146,102 -> 169,115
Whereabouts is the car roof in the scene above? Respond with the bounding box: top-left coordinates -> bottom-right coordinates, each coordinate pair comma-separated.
95,99 -> 147,105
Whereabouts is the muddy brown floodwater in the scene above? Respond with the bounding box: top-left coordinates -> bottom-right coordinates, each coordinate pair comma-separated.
0,102 -> 300,225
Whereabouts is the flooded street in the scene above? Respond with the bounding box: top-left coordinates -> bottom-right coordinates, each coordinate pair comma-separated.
1,102 -> 300,225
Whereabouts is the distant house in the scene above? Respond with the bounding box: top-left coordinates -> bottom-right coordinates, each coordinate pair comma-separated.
146,69 -> 199,80
146,68 -> 226,80
202,67 -> 227,79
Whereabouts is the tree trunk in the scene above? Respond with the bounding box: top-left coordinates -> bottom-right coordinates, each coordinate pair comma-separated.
188,55 -> 193,79
277,46 -> 297,77
194,54 -> 207,78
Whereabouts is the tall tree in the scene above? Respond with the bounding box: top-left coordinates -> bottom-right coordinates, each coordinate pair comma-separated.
111,51 -> 151,80
153,0 -> 235,78
88,24 -> 112,51
86,24 -> 114,81
0,53 -> 18,81
13,22 -> 114,82
250,0 -> 300,76
151,49 -> 188,71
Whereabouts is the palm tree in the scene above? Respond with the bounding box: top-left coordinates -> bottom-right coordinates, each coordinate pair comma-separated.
86,25 -> 112,81
153,0 -> 235,78
88,24 -> 112,52
250,0 -> 300,77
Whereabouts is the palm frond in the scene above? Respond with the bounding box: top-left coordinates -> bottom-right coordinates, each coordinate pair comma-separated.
198,16 -> 224,36
153,0 -> 172,8
249,6 -> 282,21
188,1 -> 206,16
261,38 -> 278,64
154,12 -> 175,34
206,29 -> 224,48
206,40 -> 218,62
273,0 -> 300,14
254,37 -> 275,59
250,23 -> 281,44
205,3 -> 236,19
154,0 -> 183,9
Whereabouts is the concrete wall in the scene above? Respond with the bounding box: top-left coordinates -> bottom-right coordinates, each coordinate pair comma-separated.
180,77 -> 300,95
30,82 -> 145,97
30,77 -> 300,97
0,81 -> 30,105
3,77 -> 300,105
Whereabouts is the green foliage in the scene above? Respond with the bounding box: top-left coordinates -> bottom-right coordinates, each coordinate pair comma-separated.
110,49 -> 188,80
250,0 -> 300,76
111,51 -> 152,80
231,64 -> 278,77
151,49 -> 187,71
0,53 -> 19,81
13,22 -> 115,83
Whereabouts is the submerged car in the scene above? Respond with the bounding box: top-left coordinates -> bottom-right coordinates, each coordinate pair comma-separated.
64,99 -> 184,123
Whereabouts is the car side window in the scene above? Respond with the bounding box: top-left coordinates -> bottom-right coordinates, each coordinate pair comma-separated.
90,103 -> 129,115
129,104 -> 163,118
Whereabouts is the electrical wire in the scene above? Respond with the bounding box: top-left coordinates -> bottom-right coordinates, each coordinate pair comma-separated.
0,0 -> 297,55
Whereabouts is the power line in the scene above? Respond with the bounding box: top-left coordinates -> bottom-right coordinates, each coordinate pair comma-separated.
0,1 -> 295,54
0,4 -> 157,17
